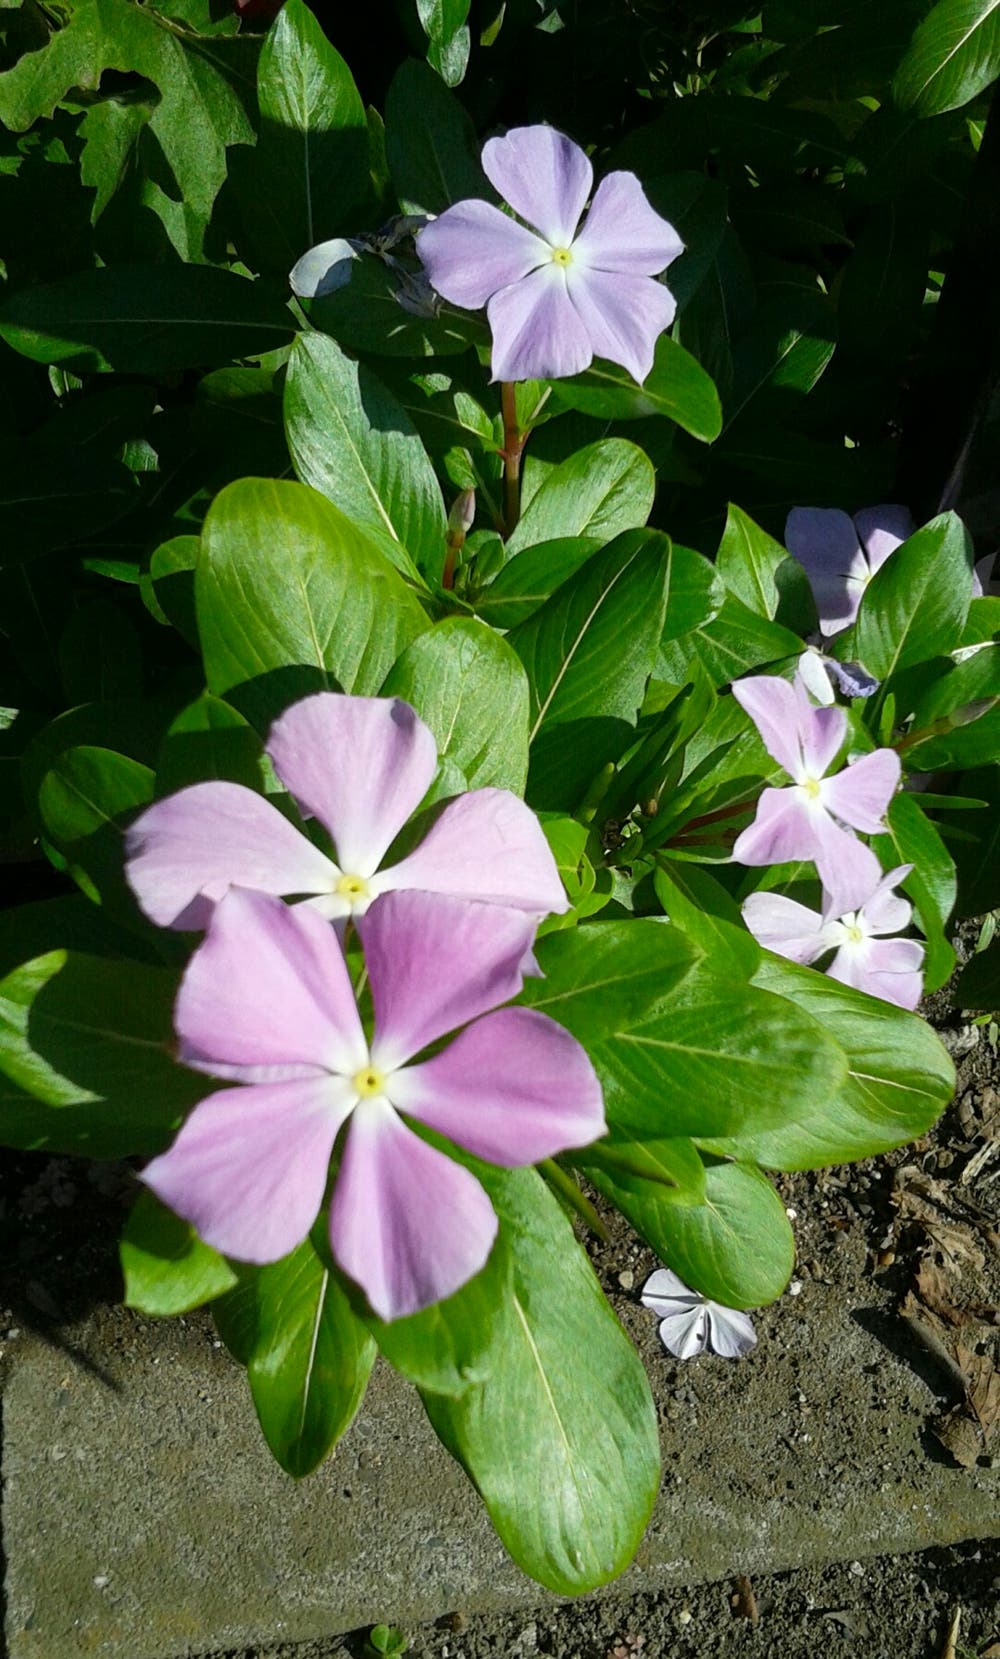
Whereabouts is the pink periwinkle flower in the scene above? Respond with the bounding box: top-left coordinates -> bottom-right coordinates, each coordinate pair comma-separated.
417,124 -> 683,384
742,864 -> 924,1010
641,1268 -> 756,1360
731,672 -> 900,916
143,886 -> 606,1321
126,692 -> 566,930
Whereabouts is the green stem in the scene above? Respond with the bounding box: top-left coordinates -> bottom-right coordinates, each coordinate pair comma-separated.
539,1159 -> 610,1242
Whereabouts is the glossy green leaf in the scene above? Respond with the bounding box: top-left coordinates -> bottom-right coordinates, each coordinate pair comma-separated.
307,252 -> 479,357
215,1240 -> 376,1478
364,1224 -> 511,1395
523,920 -> 700,1043
873,791 -> 957,990
380,616 -> 530,792
573,1131 -> 706,1206
285,332 -> 444,583
422,1168 -> 659,1595
155,693 -> 265,797
715,501 -> 813,628
38,745 -> 155,919
953,938 -> 1000,1008
384,58 -> 486,214
196,478 -> 430,731
894,0 -> 1000,114
699,954 -> 955,1168
549,335 -> 722,441
0,950 -> 203,1157
473,536 -> 603,628
122,1189 -> 238,1316
510,530 -> 671,809
147,535 -> 198,647
505,440 -> 655,556
417,0 -> 471,84
853,512 -> 974,683
657,592 -> 802,687
0,267 -> 293,374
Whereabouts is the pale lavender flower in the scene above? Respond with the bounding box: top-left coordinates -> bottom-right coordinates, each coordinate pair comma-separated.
126,692 -> 566,930
742,864 -> 924,1010
143,886 -> 606,1322
416,125 -> 683,384
641,1269 -> 756,1360
731,671 -> 900,916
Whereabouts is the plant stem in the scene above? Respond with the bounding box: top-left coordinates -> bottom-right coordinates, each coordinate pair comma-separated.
500,380 -> 524,537
539,1159 -> 610,1242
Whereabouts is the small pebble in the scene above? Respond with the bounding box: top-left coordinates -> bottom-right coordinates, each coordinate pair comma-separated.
618,1269 -> 634,1290
788,1279 -> 803,1296
849,1561 -> 865,1577
93,1576 -> 110,1590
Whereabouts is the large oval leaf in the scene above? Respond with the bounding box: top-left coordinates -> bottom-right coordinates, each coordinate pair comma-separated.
422,1168 -> 659,1595
197,478 -> 430,731
506,439 -> 655,556
852,511 -> 974,684
893,0 -> 1000,115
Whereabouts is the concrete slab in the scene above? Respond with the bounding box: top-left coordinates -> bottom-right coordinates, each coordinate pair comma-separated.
3,1239 -> 998,1659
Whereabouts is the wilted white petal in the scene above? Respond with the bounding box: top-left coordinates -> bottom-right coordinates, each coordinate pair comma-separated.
797,647 -> 836,706
641,1266 -> 702,1317
657,1304 -> 710,1358
290,238 -> 360,299
642,1267 -> 757,1361
705,1304 -> 757,1358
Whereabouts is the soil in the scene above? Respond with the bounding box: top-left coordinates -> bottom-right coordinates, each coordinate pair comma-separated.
1,989 -> 998,1659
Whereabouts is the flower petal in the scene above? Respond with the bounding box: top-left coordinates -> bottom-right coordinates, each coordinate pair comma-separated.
657,1306 -> 709,1358
416,201 -> 549,309
705,1304 -> 757,1358
731,675 -> 810,779
487,262 -> 593,382
819,748 -> 900,834
388,1006 -> 606,1165
811,814 -> 884,918
266,693 -> 437,880
827,936 -> 924,1008
572,171 -> 684,274
330,1098 -> 498,1321
142,1077 -> 352,1264
361,890 -> 537,1069
641,1266 -> 702,1316
125,781 -> 335,930
785,507 -> 868,636
565,266 -> 676,385
797,648 -> 836,706
176,888 -> 367,1078
741,892 -> 831,964
378,787 -> 568,914
731,786 -> 821,868
854,504 -> 914,575
800,701 -> 847,780
481,125 -> 592,247
860,863 -> 914,934
289,237 -> 359,299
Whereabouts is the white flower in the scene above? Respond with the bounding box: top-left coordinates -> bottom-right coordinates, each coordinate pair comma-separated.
640,1268 -> 757,1359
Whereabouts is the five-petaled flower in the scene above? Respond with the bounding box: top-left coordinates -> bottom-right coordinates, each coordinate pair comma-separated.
641,1268 -> 756,1360
731,671 -> 900,915
126,692 -> 566,930
417,124 -> 683,384
742,863 -> 924,1010
144,886 -> 606,1322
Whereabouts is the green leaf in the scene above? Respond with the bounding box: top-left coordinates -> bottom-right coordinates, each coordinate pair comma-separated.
659,544 -> 725,642
0,267 -> 293,375
417,0 -> 471,84
573,1132 -> 706,1206
549,335 -> 722,442
241,0 -> 367,270
853,512 -> 974,683
284,333 -> 444,583
0,0 -> 257,258
657,592 -> 802,687
155,692 -> 265,797
509,530 -> 671,810
623,1159 -> 794,1308
58,599 -> 142,705
473,536 -> 604,628
0,950 -> 203,1157
725,291 -> 835,428
653,859 -> 761,978
38,744 -> 155,920
422,1168 -> 659,1596
196,478 -> 430,731
364,1224 -> 511,1395
953,937 -> 1000,1009
215,1240 -> 376,1478
700,954 -> 955,1167
505,440 -> 655,556
893,0 -> 1000,115
384,58 -> 486,214
523,920 -> 701,1043
122,1189 -> 238,1316
939,765 -> 1000,916
715,502 -> 812,626
873,791 -> 957,990
380,616 -> 530,792
306,251 -> 479,357
147,536 -> 198,648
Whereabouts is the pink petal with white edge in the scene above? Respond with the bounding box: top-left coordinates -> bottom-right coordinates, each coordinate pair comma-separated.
482,125 -> 592,248
572,172 -> 684,275
854,504 -> 914,575
330,1097 -> 498,1321
176,888 -> 367,1079
487,263 -> 594,382
566,266 -> 676,385
379,787 -> 568,915
142,1076 -> 354,1264
811,814 -> 884,919
820,748 -> 900,834
388,1006 -> 606,1166
860,863 -> 914,934
361,890 -> 537,1070
785,507 -> 868,636
125,781 -> 335,930
266,694 -> 437,879
827,937 -> 924,1009
731,675 -> 813,779
731,787 -> 821,869
705,1305 -> 757,1358
416,201 -> 549,309
741,892 -> 830,965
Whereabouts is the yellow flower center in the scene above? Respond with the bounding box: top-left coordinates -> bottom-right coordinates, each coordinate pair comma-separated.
802,777 -> 822,800
550,246 -> 573,267
353,1066 -> 386,1098
336,873 -> 370,900
846,922 -> 864,945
